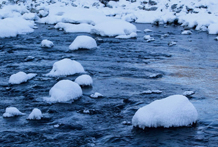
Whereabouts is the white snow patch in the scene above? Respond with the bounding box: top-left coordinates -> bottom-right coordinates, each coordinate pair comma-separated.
144,29 -> 152,33
181,30 -> 192,35
27,108 -> 43,120
90,92 -> 103,98
44,80 -> 82,103
69,35 -> 97,50
41,39 -> 54,48
132,95 -> 198,128
3,107 -> 25,117
183,91 -> 195,97
141,90 -> 162,94
54,22 -> 93,33
9,71 -> 37,84
46,58 -> 85,77
75,74 -> 93,86
91,19 -> 137,37
115,32 -> 137,39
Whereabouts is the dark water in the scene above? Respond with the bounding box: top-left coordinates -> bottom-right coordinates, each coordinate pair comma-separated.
1,23 -> 218,146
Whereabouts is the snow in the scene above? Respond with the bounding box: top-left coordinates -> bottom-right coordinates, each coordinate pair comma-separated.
144,35 -> 151,40
41,39 -> 54,48
141,90 -> 162,94
181,30 -> 192,35
115,32 -> 137,39
144,29 -> 152,33
132,95 -> 198,128
54,22 -> 93,33
9,71 -> 37,84
69,36 -> 97,50
91,19 -> 137,37
46,58 -> 85,76
75,74 -> 93,86
215,36 -> 218,41
44,80 -> 82,102
183,91 -> 195,97
90,92 -> 103,98
27,108 -> 43,120
3,107 -> 25,117
168,41 -> 177,47
0,17 -> 35,38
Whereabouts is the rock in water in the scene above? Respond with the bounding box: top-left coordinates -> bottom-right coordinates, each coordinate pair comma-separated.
46,58 -> 85,77
69,35 -> 97,50
27,108 -> 43,120
44,80 -> 82,103
132,95 -> 198,128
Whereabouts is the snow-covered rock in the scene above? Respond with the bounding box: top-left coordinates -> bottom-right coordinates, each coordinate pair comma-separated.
3,107 -> 25,117
9,71 -> 37,84
215,36 -> 218,41
168,41 -> 177,47
144,35 -> 151,40
91,19 -> 137,37
44,80 -> 82,102
144,29 -> 152,33
183,91 -> 195,97
69,36 -> 97,50
54,22 -> 93,33
181,30 -> 192,35
46,58 -> 85,77
115,32 -> 137,39
41,39 -> 54,48
90,92 -> 103,98
27,108 -> 43,120
132,95 -> 198,128
75,75 -> 93,86
141,90 -> 162,94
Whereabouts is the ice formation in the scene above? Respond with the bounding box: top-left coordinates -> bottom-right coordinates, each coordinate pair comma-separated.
44,80 -> 82,102
41,39 -> 54,48
27,108 -> 43,120
69,36 -> 97,50
46,58 -> 85,76
3,107 -> 25,117
9,71 -> 37,84
132,95 -> 198,128
75,75 -> 93,86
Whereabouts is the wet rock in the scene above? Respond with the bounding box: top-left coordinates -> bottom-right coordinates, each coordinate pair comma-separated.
77,109 -> 101,115
149,0 -> 157,5
171,4 -> 177,10
60,124 -> 83,130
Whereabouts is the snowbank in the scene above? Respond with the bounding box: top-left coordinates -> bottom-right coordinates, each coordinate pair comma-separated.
75,74 -> 93,86
132,95 -> 198,128
3,107 -> 25,117
44,80 -> 82,102
9,71 -> 37,84
27,108 -> 43,120
69,36 -> 97,50
46,58 -> 85,76
0,17 -> 35,38
91,19 -> 137,37
54,22 -> 93,33
41,39 -> 54,48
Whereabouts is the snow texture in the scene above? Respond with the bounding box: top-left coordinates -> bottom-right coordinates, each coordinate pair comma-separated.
3,107 -> 25,117
69,36 -> 97,50
41,39 -> 54,48
46,58 -> 85,77
132,95 -> 198,128
90,92 -> 103,98
9,71 -> 37,84
44,80 -> 82,102
75,75 -> 93,86
27,108 -> 43,120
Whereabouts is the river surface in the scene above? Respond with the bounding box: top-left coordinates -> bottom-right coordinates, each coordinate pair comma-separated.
0,23 -> 218,146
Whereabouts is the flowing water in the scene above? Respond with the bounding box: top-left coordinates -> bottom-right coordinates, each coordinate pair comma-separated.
0,23 -> 218,146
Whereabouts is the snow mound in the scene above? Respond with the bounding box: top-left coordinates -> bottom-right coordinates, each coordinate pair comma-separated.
44,80 -> 82,102
144,29 -> 152,33
75,74 -> 93,86
9,71 -> 37,84
115,32 -> 137,39
41,39 -> 54,48
90,92 -> 103,98
27,108 -> 42,120
132,95 -> 198,128
46,58 -> 85,76
0,17 -> 35,38
54,22 -> 93,33
181,30 -> 192,35
3,107 -> 25,117
69,36 -> 97,50
91,19 -> 137,37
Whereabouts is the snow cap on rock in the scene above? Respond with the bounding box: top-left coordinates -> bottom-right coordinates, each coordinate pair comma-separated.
46,58 -> 85,76
69,35 -> 97,50
132,95 -> 198,128
9,71 -> 36,84
75,74 -> 93,86
3,107 -> 25,117
27,108 -> 43,120
44,80 -> 82,102
41,39 -> 54,48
